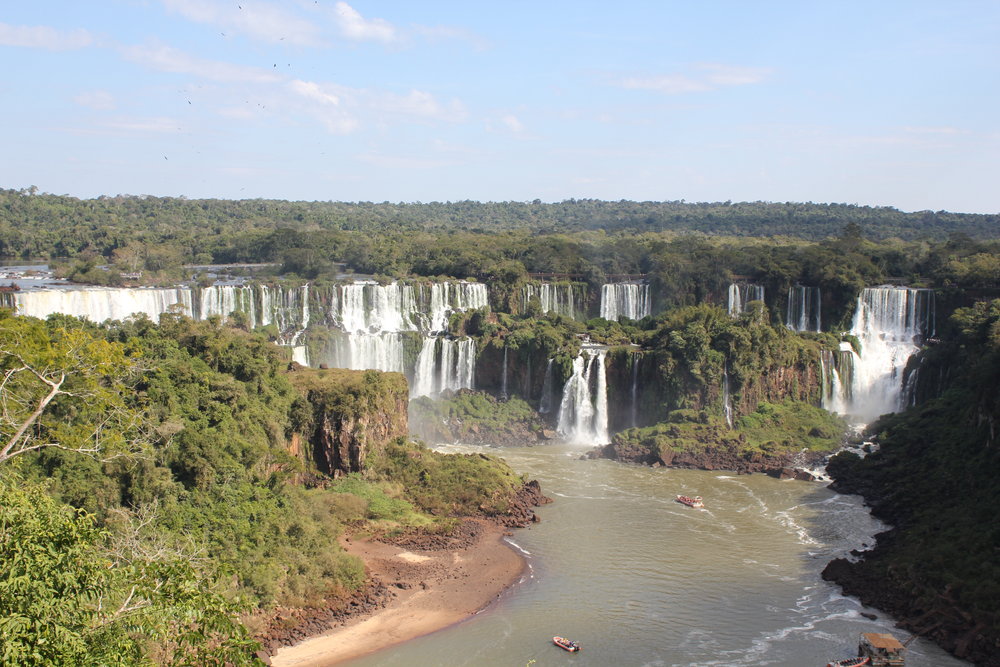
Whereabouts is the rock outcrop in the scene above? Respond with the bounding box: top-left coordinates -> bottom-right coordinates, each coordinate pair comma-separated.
288,367 -> 409,476
592,418 -> 826,477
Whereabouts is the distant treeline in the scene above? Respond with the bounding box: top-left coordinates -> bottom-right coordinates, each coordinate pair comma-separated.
2,188 -> 999,262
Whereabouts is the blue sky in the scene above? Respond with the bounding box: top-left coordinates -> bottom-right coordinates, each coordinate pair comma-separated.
2,1 -> 998,212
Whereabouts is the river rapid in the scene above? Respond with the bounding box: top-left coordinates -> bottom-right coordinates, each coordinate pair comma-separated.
352,441 -> 966,667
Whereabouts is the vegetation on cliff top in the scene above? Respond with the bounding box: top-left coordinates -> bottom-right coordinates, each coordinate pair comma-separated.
609,401 -> 845,463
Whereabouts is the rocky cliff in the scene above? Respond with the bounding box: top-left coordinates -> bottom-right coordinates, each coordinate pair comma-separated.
287,367 -> 409,476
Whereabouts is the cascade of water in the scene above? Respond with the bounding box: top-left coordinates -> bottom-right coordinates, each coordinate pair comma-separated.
820,347 -> 852,415
521,283 -> 580,319
411,337 -> 477,398
836,286 -> 934,422
902,360 -> 922,408
785,286 -> 821,332
14,279 -> 487,394
316,280 -> 486,381
334,282 -> 419,333
600,283 -> 650,321
291,346 -> 310,366
13,286 -> 194,323
341,332 -> 407,373
500,346 -> 509,400
727,283 -> 764,317
539,358 -> 555,414
556,347 -> 610,445
722,366 -> 734,428
423,282 -> 488,333
630,353 -> 640,428
197,285 -> 256,325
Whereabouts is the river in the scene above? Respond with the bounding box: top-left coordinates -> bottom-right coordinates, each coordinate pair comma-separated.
342,441 -> 969,667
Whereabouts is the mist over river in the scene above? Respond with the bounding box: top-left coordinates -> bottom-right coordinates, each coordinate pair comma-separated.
342,442 -> 968,667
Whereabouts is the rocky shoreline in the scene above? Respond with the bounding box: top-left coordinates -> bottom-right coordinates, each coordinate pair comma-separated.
590,435 -> 826,480
821,475 -> 1000,667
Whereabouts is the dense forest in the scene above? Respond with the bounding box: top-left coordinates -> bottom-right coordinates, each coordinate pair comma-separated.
2,188 -> 1000,271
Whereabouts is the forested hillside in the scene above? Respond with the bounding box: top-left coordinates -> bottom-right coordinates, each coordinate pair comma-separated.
2,188 -> 999,266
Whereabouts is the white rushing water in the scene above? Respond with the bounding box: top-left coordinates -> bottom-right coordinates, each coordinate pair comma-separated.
727,283 -> 764,317
556,347 -> 609,445
12,286 -> 195,323
11,280 -> 488,394
313,280 -> 487,387
521,283 -> 583,319
827,286 -> 934,423
411,337 -> 477,398
600,283 -> 650,321
786,285 -> 821,332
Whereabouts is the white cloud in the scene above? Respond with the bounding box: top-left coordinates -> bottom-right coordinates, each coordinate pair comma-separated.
120,42 -> 282,83
287,79 -> 358,134
621,75 -> 711,94
697,63 -> 770,86
74,90 -> 116,111
501,114 -> 524,133
287,78 -> 465,133
376,90 -> 467,122
0,22 -> 93,50
289,80 -> 342,107
334,2 -> 397,43
619,63 -> 771,94
162,0 -> 325,47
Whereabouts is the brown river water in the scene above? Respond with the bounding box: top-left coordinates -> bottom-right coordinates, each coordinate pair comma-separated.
343,441 -> 969,667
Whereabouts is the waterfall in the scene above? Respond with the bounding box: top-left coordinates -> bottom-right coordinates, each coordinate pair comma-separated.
411,337 -> 477,398
500,346 -> 509,400
820,346 -> 853,415
556,347 -> 610,445
728,283 -> 764,317
630,354 -> 639,428
10,283 -> 320,340
11,286 -> 194,323
332,282 -> 420,333
197,284 -> 256,324
317,280 -> 487,383
521,283 -> 582,319
539,358 -> 555,414
785,286 -> 821,332
834,286 -> 934,422
291,346 -> 310,366
424,282 -> 488,333
600,283 -> 651,321
722,366 -> 734,428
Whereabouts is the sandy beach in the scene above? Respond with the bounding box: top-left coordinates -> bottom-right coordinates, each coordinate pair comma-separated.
269,519 -> 525,666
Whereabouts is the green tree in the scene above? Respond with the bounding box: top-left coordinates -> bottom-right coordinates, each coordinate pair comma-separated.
0,479 -> 262,666
0,312 -> 143,466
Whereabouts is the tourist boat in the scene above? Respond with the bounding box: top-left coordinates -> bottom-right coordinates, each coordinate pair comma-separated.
826,657 -> 869,667
553,636 -> 580,652
676,494 -> 704,508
